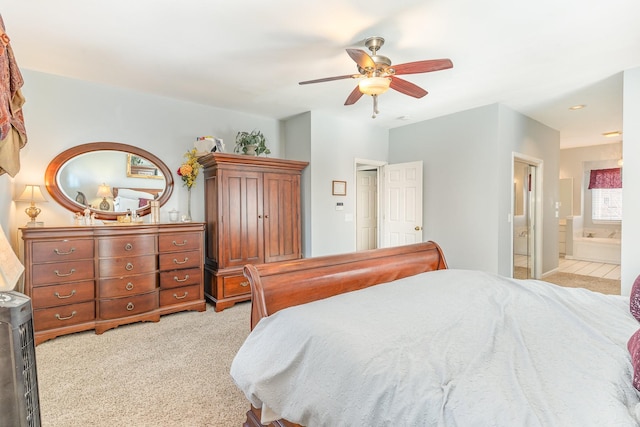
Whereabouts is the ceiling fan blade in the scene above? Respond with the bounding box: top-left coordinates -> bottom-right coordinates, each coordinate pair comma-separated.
346,48 -> 375,70
393,59 -> 453,75
390,77 -> 428,98
299,74 -> 355,85
344,85 -> 364,105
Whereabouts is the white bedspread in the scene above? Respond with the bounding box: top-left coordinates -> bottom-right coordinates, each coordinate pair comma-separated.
231,269 -> 640,426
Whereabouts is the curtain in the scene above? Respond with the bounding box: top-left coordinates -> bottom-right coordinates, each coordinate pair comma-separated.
588,168 -> 622,189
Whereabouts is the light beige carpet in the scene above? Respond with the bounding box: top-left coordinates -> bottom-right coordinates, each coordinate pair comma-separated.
514,266 -> 621,295
35,302 -> 251,427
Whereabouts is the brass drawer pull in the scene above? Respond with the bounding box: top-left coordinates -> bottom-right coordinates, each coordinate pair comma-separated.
173,292 -> 188,300
54,247 -> 75,255
124,243 -> 133,251
240,281 -> 249,287
172,240 -> 187,246
125,262 -> 134,271
55,311 -> 77,321
54,289 -> 76,299
173,257 -> 188,265
54,268 -> 76,277
126,302 -> 135,311
174,274 -> 190,283
125,282 -> 134,291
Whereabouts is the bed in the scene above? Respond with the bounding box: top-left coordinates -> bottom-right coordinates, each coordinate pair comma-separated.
112,187 -> 161,212
230,241 -> 640,427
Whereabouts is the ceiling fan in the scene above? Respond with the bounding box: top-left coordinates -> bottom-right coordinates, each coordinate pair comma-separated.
299,36 -> 453,118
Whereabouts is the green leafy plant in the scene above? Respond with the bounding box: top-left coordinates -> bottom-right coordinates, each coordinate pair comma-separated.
234,130 -> 271,156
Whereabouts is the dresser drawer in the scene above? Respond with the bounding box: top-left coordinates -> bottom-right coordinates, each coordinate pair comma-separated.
98,291 -> 158,320
32,239 -> 94,263
159,250 -> 201,271
223,274 -> 251,298
158,232 -> 202,253
160,284 -> 201,307
98,234 -> 156,257
34,301 -> 95,331
99,273 -> 157,298
159,267 -> 201,289
32,260 -> 95,286
31,281 -> 95,309
99,254 -> 157,277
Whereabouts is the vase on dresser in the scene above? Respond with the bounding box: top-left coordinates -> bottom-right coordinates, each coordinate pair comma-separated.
183,188 -> 192,222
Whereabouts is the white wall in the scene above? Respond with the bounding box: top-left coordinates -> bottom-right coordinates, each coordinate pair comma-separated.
282,110 -> 389,257
6,69 -> 282,247
497,105 -> 560,277
622,67 -> 640,295
388,104 -> 559,276
389,105 -> 501,271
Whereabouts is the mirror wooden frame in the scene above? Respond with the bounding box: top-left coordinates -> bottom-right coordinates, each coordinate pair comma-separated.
45,142 -> 174,220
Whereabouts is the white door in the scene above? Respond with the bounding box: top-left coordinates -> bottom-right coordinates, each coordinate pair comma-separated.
356,170 -> 378,250
382,161 -> 423,247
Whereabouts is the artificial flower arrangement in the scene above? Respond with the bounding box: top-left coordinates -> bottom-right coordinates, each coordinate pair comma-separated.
177,148 -> 201,189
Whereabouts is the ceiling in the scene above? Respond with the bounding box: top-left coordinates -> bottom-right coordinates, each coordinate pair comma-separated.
2,0 -> 639,149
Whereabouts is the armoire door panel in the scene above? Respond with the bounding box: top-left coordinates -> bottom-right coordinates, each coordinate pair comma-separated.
222,171 -> 263,267
264,173 -> 301,263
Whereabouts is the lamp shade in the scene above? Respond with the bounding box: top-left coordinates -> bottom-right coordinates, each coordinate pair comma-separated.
15,185 -> 47,203
96,184 -> 112,198
359,76 -> 391,96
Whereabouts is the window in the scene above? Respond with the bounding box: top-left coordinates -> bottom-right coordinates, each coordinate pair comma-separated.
591,188 -> 622,221
588,168 -> 622,221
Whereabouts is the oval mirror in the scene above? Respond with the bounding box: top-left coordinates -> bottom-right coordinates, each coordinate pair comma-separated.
45,142 -> 174,220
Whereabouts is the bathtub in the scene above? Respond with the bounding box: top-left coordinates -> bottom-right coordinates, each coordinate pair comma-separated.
566,237 -> 621,264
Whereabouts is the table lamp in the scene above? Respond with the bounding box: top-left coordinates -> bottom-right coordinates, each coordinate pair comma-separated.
15,184 -> 48,227
96,183 -> 112,210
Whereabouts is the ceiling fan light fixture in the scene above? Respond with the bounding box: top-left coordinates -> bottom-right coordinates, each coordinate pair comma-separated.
359,76 -> 391,96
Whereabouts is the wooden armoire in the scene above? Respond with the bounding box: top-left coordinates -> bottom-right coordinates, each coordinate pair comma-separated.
198,153 -> 308,311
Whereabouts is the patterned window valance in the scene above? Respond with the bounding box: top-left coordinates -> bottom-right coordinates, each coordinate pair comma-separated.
588,168 -> 622,189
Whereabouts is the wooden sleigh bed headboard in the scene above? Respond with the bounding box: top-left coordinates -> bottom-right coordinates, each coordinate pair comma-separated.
243,241 -> 448,330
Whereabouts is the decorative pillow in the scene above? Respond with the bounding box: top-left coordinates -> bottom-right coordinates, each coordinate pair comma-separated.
139,198 -> 152,208
628,328 -> 640,390
630,275 -> 640,322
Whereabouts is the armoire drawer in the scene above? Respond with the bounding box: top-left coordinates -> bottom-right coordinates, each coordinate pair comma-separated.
98,291 -> 159,320
223,274 -> 251,298
158,232 -> 202,253
159,250 -> 201,271
99,273 -> 157,298
32,260 -> 95,286
160,267 -> 201,289
97,234 -> 156,257
160,284 -> 201,307
34,301 -> 95,330
99,254 -> 157,277
32,239 -> 94,263
31,281 -> 95,309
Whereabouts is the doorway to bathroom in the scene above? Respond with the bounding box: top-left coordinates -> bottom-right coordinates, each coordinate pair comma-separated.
513,156 -> 542,279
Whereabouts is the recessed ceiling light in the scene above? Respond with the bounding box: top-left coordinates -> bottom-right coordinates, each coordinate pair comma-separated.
602,131 -> 622,137
569,104 -> 586,110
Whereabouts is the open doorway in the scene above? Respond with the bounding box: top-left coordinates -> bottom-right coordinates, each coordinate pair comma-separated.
513,155 -> 543,279
355,159 -> 424,251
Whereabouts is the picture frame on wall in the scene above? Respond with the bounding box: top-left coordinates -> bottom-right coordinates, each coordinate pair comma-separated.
332,180 -> 347,196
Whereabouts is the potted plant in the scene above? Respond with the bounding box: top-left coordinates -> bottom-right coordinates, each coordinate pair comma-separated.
234,130 -> 271,156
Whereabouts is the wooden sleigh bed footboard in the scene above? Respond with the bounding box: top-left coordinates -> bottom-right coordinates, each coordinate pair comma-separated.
240,241 -> 448,427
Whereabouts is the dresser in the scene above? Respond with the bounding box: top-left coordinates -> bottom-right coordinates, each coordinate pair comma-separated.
21,223 -> 206,344
198,153 -> 308,311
